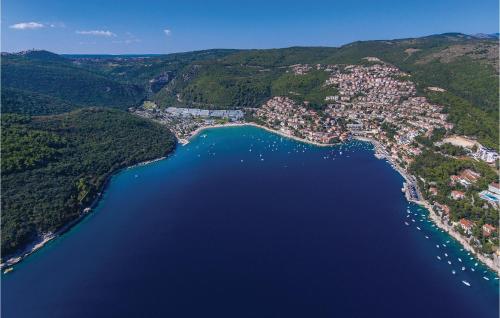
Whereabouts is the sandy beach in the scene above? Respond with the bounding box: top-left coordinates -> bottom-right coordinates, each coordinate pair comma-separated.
183,122 -> 337,147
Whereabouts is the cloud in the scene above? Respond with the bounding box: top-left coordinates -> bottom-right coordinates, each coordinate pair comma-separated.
112,32 -> 141,45
76,30 -> 116,37
49,22 -> 66,28
112,39 -> 141,44
164,29 -> 171,36
9,22 -> 45,30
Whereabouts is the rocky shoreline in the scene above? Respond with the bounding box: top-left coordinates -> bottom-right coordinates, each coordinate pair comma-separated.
0,153 -> 175,273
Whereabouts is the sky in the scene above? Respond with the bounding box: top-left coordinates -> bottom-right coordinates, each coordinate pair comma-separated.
2,0 -> 499,54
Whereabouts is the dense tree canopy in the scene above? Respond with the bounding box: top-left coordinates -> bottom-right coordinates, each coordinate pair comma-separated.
1,109 -> 176,256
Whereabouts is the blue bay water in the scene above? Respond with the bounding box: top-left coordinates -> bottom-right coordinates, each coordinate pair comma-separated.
2,126 -> 499,317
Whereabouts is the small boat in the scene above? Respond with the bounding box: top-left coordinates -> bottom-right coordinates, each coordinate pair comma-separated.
404,222 -> 410,226
461,267 -> 465,271
437,256 -> 441,260
446,240 -> 450,244
425,235 -> 429,239
483,276 -> 490,281
471,268 -> 475,272
447,261 -> 452,265
436,245 -> 440,248
452,270 -> 456,275
474,263 -> 478,267
462,280 -> 471,287
458,258 -> 462,262
445,253 -> 448,257
3,268 -> 13,274
442,244 -> 447,247
416,226 -> 421,230
412,219 -> 415,222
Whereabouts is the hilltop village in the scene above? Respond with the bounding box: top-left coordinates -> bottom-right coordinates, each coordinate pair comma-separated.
133,59 -> 499,270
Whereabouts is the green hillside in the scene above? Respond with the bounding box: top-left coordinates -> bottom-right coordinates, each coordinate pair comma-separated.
2,51 -> 146,109
1,88 -> 77,115
149,33 -> 498,145
1,108 -> 177,256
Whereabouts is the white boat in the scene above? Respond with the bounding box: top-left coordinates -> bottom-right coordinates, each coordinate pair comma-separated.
425,236 -> 429,239
416,226 -> 421,230
442,244 -> 447,247
452,270 -> 456,275
445,253 -> 448,257
436,245 -> 440,248
412,219 -> 415,222
437,256 -> 441,260
447,261 -> 452,265
474,263 -> 478,267
462,280 -> 471,287
461,267 -> 465,271
458,258 -> 462,262
483,276 -> 490,281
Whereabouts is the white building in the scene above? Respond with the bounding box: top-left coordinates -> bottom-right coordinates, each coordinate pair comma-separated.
475,146 -> 498,163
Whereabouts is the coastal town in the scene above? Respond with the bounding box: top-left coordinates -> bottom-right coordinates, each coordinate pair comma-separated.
132,59 -> 499,272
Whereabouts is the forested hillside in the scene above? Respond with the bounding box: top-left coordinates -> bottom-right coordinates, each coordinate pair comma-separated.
1,109 -> 177,256
1,51 -> 145,110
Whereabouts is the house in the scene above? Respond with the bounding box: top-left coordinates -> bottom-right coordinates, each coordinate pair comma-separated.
488,182 -> 500,195
482,224 -> 496,237
434,203 -> 450,216
429,187 -> 438,196
451,190 -> 465,200
459,219 -> 474,235
475,146 -> 498,164
459,169 -> 480,183
449,175 -> 460,186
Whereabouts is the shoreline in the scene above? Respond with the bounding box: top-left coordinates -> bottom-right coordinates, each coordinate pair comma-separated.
1,152 -> 175,272
182,121 -> 337,147
353,136 -> 499,274
3,124 -> 498,275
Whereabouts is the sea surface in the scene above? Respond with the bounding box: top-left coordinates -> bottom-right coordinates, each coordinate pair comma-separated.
2,126 -> 499,318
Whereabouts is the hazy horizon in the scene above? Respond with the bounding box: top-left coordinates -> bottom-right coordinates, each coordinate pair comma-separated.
3,0 -> 498,54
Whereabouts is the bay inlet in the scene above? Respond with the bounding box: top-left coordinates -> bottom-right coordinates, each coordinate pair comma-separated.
2,126 -> 499,318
